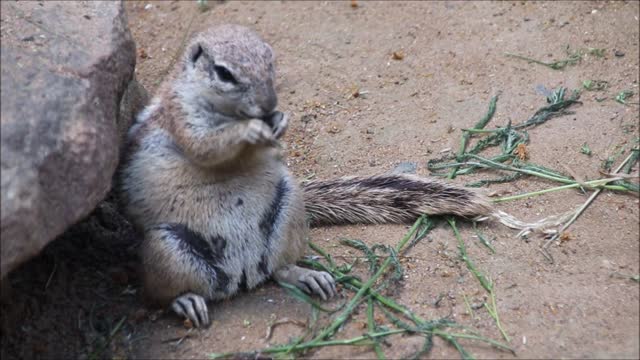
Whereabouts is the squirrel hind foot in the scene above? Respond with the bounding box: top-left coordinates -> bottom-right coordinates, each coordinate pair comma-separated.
273,264 -> 337,301
171,292 -> 210,328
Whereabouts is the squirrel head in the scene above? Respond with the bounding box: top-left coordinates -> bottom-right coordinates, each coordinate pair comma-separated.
176,25 -> 278,120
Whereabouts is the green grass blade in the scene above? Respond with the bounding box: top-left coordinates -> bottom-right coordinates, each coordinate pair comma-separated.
449,95 -> 499,179
449,218 -> 492,293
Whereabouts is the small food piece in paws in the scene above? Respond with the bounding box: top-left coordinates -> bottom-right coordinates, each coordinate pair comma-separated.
261,110 -> 281,128
262,111 -> 288,139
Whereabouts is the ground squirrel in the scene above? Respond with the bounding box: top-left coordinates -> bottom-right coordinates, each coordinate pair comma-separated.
119,24 -> 492,328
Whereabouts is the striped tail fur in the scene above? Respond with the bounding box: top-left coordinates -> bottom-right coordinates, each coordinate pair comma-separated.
302,174 -> 492,226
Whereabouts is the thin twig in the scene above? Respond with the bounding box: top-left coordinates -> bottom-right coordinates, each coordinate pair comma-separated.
264,318 -> 307,341
541,151 -> 638,259
467,154 -> 630,192
44,261 -> 58,291
161,328 -> 195,344
492,177 -> 628,203
156,7 -> 199,87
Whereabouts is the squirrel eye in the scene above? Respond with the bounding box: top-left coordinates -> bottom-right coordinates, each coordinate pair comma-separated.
190,44 -> 203,64
214,65 -> 237,84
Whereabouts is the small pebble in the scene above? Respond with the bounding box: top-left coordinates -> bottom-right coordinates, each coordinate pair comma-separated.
133,308 -> 147,323
183,318 -> 193,329
390,161 -> 417,174
392,51 -> 404,60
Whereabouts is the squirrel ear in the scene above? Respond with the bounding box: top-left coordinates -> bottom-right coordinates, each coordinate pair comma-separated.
189,44 -> 204,64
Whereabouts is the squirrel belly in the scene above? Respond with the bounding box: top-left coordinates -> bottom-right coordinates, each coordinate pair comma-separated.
120,124 -> 308,306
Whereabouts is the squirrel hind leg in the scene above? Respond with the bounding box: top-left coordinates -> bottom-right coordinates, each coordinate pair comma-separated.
273,264 -> 337,301
141,223 -> 232,327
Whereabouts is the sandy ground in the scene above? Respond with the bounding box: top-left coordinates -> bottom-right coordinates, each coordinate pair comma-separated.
2,1 -> 639,359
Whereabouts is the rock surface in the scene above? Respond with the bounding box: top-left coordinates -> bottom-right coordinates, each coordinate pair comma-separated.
0,1 -> 144,278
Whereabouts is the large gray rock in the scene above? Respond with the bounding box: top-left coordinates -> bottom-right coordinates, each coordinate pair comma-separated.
0,1 -> 145,278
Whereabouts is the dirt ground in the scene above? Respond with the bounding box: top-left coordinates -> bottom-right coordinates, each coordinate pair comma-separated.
2,1 -> 639,359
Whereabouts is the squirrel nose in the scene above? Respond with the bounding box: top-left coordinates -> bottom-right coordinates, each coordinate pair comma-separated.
259,82 -> 278,115
261,94 -> 277,115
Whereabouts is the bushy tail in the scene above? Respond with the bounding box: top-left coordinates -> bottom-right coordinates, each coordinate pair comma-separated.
302,174 -> 492,226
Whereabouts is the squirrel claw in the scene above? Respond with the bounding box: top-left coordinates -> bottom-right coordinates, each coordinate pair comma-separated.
171,292 -> 210,328
245,119 -> 276,146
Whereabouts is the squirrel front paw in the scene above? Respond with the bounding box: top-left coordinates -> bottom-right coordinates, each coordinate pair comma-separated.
245,119 -> 276,146
262,111 -> 288,139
